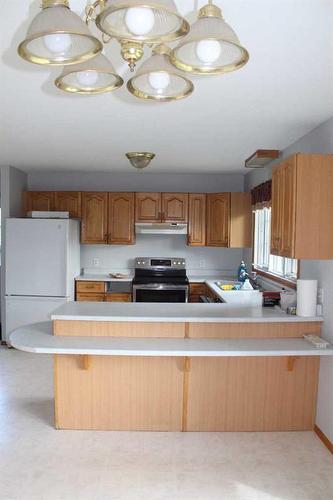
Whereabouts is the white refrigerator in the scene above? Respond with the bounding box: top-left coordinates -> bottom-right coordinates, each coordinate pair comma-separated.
5,218 -> 80,343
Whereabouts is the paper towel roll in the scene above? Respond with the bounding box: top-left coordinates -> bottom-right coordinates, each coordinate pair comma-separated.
297,279 -> 318,317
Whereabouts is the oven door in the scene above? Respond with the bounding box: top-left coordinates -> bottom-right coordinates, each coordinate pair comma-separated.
133,284 -> 189,303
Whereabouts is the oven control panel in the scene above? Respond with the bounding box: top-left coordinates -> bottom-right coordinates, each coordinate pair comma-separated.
135,258 -> 186,270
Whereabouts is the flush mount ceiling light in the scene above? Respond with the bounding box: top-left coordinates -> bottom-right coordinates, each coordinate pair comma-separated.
18,0 -> 249,100
170,0 -> 249,75
126,152 -> 156,169
18,0 -> 102,66
127,44 -> 194,101
55,53 -> 123,93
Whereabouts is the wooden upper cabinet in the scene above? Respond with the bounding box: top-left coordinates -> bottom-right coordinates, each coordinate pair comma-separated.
188,194 -> 206,246
108,193 -> 135,245
206,193 -> 230,247
271,159 -> 296,257
135,193 -> 161,222
161,193 -> 188,222
270,166 -> 283,256
54,192 -> 81,218
279,158 -> 296,257
24,192 -> 55,213
271,154 -> 333,259
229,193 -> 252,248
81,192 -> 108,244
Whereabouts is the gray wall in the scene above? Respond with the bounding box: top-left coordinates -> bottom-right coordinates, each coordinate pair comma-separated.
0,166 -> 28,338
244,116 -> 333,442
28,171 -> 244,193
81,235 -> 243,276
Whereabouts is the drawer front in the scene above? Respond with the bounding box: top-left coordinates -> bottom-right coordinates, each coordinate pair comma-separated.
105,293 -> 132,302
76,293 -> 105,302
76,281 -> 105,293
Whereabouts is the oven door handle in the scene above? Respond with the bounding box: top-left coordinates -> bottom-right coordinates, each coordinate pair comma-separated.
133,284 -> 189,291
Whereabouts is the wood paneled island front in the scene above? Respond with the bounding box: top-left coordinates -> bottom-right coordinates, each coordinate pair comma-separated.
11,303 -> 332,432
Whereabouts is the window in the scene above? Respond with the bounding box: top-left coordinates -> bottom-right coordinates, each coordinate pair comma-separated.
253,206 -> 297,282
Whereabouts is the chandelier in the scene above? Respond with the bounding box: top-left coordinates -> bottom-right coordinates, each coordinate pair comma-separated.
18,0 -> 249,101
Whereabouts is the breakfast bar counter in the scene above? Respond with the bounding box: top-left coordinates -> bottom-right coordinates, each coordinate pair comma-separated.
11,302 -> 328,433
50,301 -> 322,323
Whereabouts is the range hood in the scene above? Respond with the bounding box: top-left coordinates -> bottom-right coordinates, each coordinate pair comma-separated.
135,222 -> 188,235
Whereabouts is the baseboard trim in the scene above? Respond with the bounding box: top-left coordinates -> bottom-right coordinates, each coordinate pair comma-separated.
314,425 -> 333,454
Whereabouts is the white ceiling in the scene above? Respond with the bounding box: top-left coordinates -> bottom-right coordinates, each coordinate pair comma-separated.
1,0 -> 333,174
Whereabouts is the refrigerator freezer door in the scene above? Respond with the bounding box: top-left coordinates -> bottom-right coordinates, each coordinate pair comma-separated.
5,296 -> 70,344
5,219 -> 80,297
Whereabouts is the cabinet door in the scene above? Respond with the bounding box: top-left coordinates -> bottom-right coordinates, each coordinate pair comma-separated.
25,192 -> 55,213
81,192 -> 108,244
108,193 -> 135,245
271,166 -> 283,255
188,194 -> 206,246
271,158 -> 297,257
206,193 -> 230,247
189,283 -> 206,303
54,192 -> 81,218
229,193 -> 252,248
280,158 -> 296,257
135,193 -> 161,222
161,193 -> 189,222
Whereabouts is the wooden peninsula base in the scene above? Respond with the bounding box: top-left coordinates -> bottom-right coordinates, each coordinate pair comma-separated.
53,318 -> 322,432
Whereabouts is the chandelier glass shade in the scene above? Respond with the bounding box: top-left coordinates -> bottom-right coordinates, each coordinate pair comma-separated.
127,45 -> 194,101
18,0 -> 102,66
55,53 -> 124,94
170,2 -> 249,75
96,0 -> 189,43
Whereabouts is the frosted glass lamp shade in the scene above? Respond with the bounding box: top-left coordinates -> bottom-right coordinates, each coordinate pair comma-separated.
96,0 -> 189,43
127,46 -> 194,101
18,4 -> 102,66
55,54 -> 124,94
170,4 -> 249,75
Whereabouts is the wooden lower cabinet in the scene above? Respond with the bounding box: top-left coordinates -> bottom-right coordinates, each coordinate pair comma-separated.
189,283 -> 206,303
186,356 -> 319,431
55,355 -> 184,431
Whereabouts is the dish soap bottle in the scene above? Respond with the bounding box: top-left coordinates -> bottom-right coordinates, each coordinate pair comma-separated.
237,261 -> 249,283
242,279 -> 253,290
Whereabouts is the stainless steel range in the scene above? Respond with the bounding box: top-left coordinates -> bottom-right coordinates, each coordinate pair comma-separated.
132,257 -> 189,303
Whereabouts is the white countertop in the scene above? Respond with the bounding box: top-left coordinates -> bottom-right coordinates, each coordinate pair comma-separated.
10,322 -> 332,357
75,273 -> 134,282
51,302 -> 322,323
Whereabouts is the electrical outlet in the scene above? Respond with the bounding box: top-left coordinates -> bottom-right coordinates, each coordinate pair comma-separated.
92,258 -> 100,267
318,287 -> 324,305
199,259 -> 206,269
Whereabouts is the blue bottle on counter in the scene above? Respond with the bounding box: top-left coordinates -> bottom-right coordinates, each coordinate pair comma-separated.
237,261 -> 249,283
